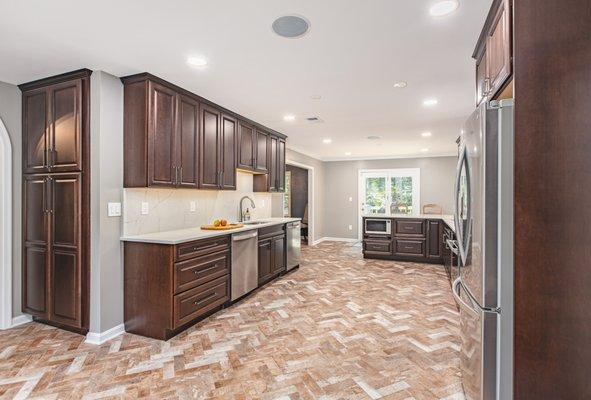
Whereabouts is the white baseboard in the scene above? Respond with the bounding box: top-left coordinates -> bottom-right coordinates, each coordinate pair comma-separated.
313,237 -> 359,245
11,314 -> 33,328
85,323 -> 125,345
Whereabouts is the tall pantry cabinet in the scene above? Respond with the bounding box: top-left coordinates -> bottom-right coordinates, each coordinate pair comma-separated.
19,69 -> 91,333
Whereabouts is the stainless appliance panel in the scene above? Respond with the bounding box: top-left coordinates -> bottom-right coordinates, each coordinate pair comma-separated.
231,231 -> 258,301
287,221 -> 301,270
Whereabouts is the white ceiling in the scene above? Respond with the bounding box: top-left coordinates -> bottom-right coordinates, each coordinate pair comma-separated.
0,0 -> 491,161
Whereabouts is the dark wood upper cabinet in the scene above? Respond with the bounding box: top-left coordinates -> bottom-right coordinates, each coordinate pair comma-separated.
49,80 -> 83,172
473,0 -> 512,104
149,81 -> 177,186
237,122 -> 255,170
21,71 -> 88,174
277,139 -> 286,192
19,69 -> 91,334
121,73 -> 287,190
176,94 -> 200,188
255,130 -> 269,172
486,0 -> 511,95
199,104 -> 221,189
23,89 -> 49,174
268,135 -> 278,192
220,114 -> 237,190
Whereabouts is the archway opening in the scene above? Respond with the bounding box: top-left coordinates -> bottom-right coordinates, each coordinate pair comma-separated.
0,117 -> 12,329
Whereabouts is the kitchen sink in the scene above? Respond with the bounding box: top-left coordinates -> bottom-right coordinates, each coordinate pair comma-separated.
242,221 -> 268,225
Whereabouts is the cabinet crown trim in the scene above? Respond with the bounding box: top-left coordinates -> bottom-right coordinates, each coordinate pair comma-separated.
18,69 -> 93,91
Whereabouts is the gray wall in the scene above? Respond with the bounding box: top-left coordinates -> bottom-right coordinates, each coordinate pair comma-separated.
89,71 -> 124,333
0,81 -> 22,318
286,149 -> 326,240
324,156 -> 457,239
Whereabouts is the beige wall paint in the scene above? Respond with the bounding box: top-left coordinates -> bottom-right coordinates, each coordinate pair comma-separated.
286,149 -> 326,240
0,81 -> 22,318
323,156 -> 457,239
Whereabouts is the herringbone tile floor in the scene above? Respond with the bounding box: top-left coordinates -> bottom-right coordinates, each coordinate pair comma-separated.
0,242 -> 464,400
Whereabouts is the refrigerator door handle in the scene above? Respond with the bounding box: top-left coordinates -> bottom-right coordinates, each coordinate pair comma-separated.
453,278 -> 502,315
454,145 -> 472,265
452,278 -> 479,317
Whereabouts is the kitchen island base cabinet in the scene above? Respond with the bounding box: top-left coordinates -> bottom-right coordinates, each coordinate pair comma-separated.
124,236 -> 230,341
362,217 -> 446,264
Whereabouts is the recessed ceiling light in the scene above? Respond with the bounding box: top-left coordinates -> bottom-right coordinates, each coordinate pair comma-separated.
429,1 -> 459,17
283,114 -> 296,122
393,81 -> 407,88
186,56 -> 208,68
367,135 -> 382,140
322,138 -> 332,144
272,15 -> 311,38
421,148 -> 430,152
423,98 -> 438,106
310,94 -> 322,100
345,152 -> 352,156
421,131 -> 432,137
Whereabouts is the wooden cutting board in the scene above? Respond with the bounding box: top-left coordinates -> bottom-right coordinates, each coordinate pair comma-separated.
200,223 -> 244,231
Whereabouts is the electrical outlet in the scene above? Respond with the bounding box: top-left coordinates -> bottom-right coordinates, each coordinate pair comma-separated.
348,224 -> 353,230
348,196 -> 353,202
190,201 -> 196,212
141,202 -> 149,215
107,202 -> 121,217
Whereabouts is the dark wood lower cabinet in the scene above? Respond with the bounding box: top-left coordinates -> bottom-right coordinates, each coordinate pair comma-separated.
124,236 -> 231,341
124,224 -> 290,340
362,217 -> 445,264
257,224 -> 286,285
22,173 -> 86,332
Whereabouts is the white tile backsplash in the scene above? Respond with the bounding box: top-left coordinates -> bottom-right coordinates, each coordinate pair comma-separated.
123,172 -> 283,235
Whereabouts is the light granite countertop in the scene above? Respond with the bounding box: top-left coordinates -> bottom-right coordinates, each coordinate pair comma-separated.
361,213 -> 456,233
120,217 -> 301,245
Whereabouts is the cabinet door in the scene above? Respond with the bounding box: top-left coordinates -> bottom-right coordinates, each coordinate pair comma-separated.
23,89 -> 49,174
22,175 -> 49,317
148,81 -> 177,186
49,79 -> 83,172
272,235 -> 286,274
176,95 -> 199,188
476,50 -> 488,105
49,173 -> 82,328
268,135 -> 278,192
257,239 -> 272,285
486,0 -> 511,98
199,104 -> 221,189
220,114 -> 237,190
237,122 -> 255,170
255,130 -> 269,172
277,139 -> 286,192
427,220 -> 443,259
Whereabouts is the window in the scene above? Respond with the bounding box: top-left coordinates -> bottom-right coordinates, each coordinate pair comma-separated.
360,168 -> 420,215
283,170 -> 291,217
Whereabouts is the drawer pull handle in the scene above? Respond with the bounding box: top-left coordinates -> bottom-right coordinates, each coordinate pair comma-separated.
194,292 -> 217,305
193,263 -> 221,274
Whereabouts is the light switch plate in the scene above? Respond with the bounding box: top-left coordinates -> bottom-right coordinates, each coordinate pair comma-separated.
348,225 -> 353,230
107,202 -> 122,217
141,202 -> 149,215
190,201 -> 196,212
348,197 -> 353,202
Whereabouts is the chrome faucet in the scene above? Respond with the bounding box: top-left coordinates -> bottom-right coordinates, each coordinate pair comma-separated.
239,196 -> 256,222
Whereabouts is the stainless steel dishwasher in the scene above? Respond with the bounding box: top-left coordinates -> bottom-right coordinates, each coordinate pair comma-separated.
287,221 -> 301,271
231,230 -> 258,301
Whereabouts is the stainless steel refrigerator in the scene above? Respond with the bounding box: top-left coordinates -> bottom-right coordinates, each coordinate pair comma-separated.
453,99 -> 514,400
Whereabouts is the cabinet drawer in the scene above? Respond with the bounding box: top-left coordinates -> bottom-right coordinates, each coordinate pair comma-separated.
173,275 -> 229,328
394,239 -> 425,256
395,220 -> 425,236
174,250 -> 229,294
364,240 -> 392,254
175,236 -> 229,261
